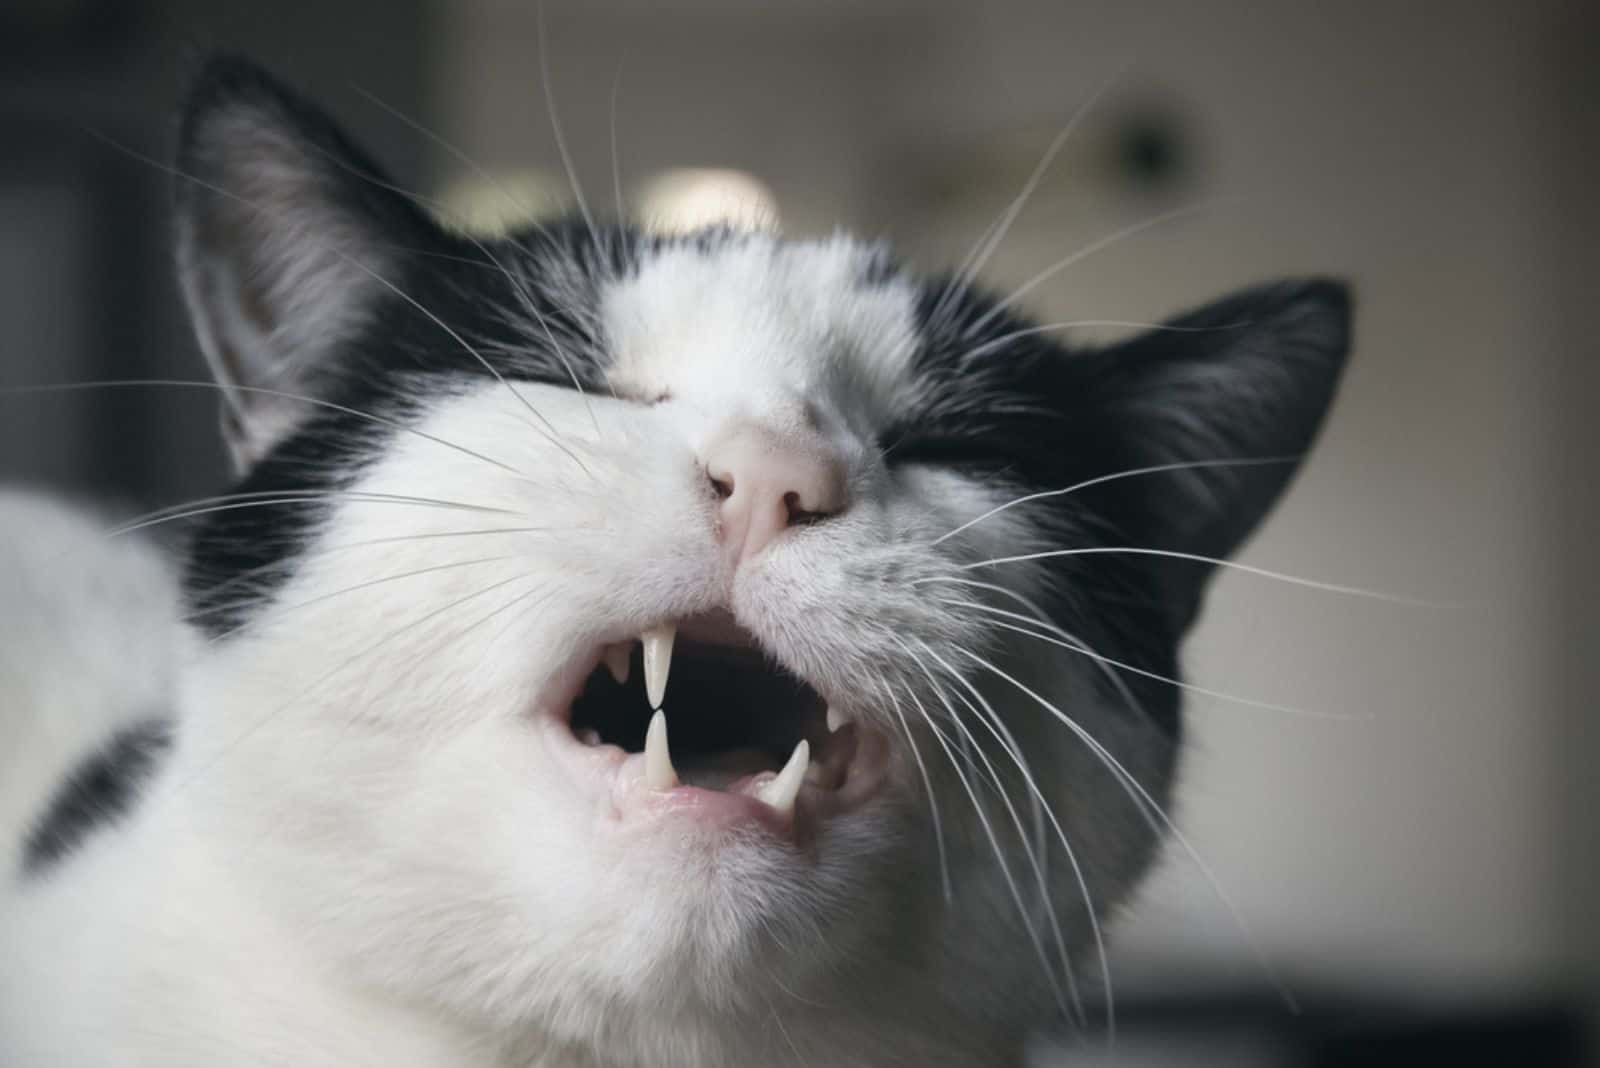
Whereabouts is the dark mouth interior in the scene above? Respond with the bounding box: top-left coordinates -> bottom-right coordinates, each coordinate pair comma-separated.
571,640 -> 825,782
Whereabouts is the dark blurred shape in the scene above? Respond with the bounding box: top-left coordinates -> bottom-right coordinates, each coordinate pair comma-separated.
1315,1004 -> 1584,1067
0,0 -> 427,514
1115,107 -> 1188,192
1032,989 -> 1587,1067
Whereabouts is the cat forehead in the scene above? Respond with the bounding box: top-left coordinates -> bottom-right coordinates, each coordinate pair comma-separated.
599,234 -> 924,410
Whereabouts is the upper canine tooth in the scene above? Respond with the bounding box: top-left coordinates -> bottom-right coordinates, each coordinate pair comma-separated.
603,643 -> 630,685
757,739 -> 809,818
825,705 -> 848,733
641,625 -> 676,710
644,710 -> 678,790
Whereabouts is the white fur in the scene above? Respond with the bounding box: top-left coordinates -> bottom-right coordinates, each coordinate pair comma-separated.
1,239 -> 1171,1066
0,491 -> 184,876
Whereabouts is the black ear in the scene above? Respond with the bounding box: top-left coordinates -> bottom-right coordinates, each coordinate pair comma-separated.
1061,279 -> 1351,629
175,54 -> 432,471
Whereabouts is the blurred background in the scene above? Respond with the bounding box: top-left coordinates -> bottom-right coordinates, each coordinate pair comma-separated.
1,0 -> 1594,1063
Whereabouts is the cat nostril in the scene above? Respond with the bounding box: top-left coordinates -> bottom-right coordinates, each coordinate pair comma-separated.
701,420 -> 849,561
782,491 -> 826,526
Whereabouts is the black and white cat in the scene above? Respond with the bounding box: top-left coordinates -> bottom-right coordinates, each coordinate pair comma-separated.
0,56 -> 1349,1067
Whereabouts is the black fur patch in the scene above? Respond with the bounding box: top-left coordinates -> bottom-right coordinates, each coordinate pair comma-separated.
22,719 -> 173,875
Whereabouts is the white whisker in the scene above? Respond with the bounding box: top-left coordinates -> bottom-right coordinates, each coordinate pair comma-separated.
157,571 -> 536,802
958,545 -> 1425,603
304,578 -> 555,826
0,379 -> 539,484
200,555 -> 523,643
949,318 -> 1254,364
81,130 -> 596,476
965,198 -> 1239,337
104,493 -> 519,543
351,85 -> 553,242
924,577 -> 1164,825
386,579 -> 553,701
321,234 -> 592,471
931,456 -> 1298,546
537,5 -> 600,250
928,67 -> 1123,334
609,64 -> 627,227
960,646 -> 1299,1014
871,675 -> 954,903
938,594 -> 1359,720
189,524 -> 565,616
915,637 -> 1114,1044
905,638 -> 1086,1029
293,138 -> 606,441
121,487 -> 517,527
889,637 -> 1077,1025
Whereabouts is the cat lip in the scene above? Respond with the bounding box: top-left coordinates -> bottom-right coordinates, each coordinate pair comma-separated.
599,719 -> 891,841
535,612 -> 890,840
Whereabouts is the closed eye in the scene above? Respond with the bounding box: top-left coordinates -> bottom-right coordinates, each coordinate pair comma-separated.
880,431 -> 1020,472
881,401 -> 1063,468
608,383 -> 673,407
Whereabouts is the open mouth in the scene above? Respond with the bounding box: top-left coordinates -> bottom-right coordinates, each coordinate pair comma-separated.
550,612 -> 889,837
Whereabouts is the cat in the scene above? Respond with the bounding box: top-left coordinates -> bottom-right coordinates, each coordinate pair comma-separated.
0,54 -> 1349,1067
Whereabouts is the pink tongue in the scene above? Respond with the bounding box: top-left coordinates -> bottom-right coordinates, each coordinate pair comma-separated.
676,748 -> 779,791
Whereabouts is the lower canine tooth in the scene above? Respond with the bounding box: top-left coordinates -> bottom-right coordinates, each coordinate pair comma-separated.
644,709 -> 678,790
757,739 -> 809,817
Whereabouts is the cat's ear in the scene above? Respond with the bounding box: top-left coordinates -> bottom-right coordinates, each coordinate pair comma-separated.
174,54 -> 432,472
1061,279 -> 1351,629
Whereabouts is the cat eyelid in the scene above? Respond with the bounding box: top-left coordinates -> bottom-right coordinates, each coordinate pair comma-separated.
606,383 -> 672,407
881,433 -> 1012,469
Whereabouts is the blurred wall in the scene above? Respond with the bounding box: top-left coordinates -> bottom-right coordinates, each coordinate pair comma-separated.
427,0 -> 1593,1007
1547,0 -> 1600,1031
0,0 -> 429,513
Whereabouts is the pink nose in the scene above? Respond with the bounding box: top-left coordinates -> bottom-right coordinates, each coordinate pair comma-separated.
703,421 -> 849,565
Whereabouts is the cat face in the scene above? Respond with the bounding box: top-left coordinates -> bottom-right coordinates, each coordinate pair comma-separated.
173,56 -> 1348,1058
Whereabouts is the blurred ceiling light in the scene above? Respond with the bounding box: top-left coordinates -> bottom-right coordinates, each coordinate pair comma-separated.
436,170 -> 569,236
636,168 -> 780,235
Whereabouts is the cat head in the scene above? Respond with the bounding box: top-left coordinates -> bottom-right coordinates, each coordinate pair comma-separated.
173,55 -> 1349,1060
